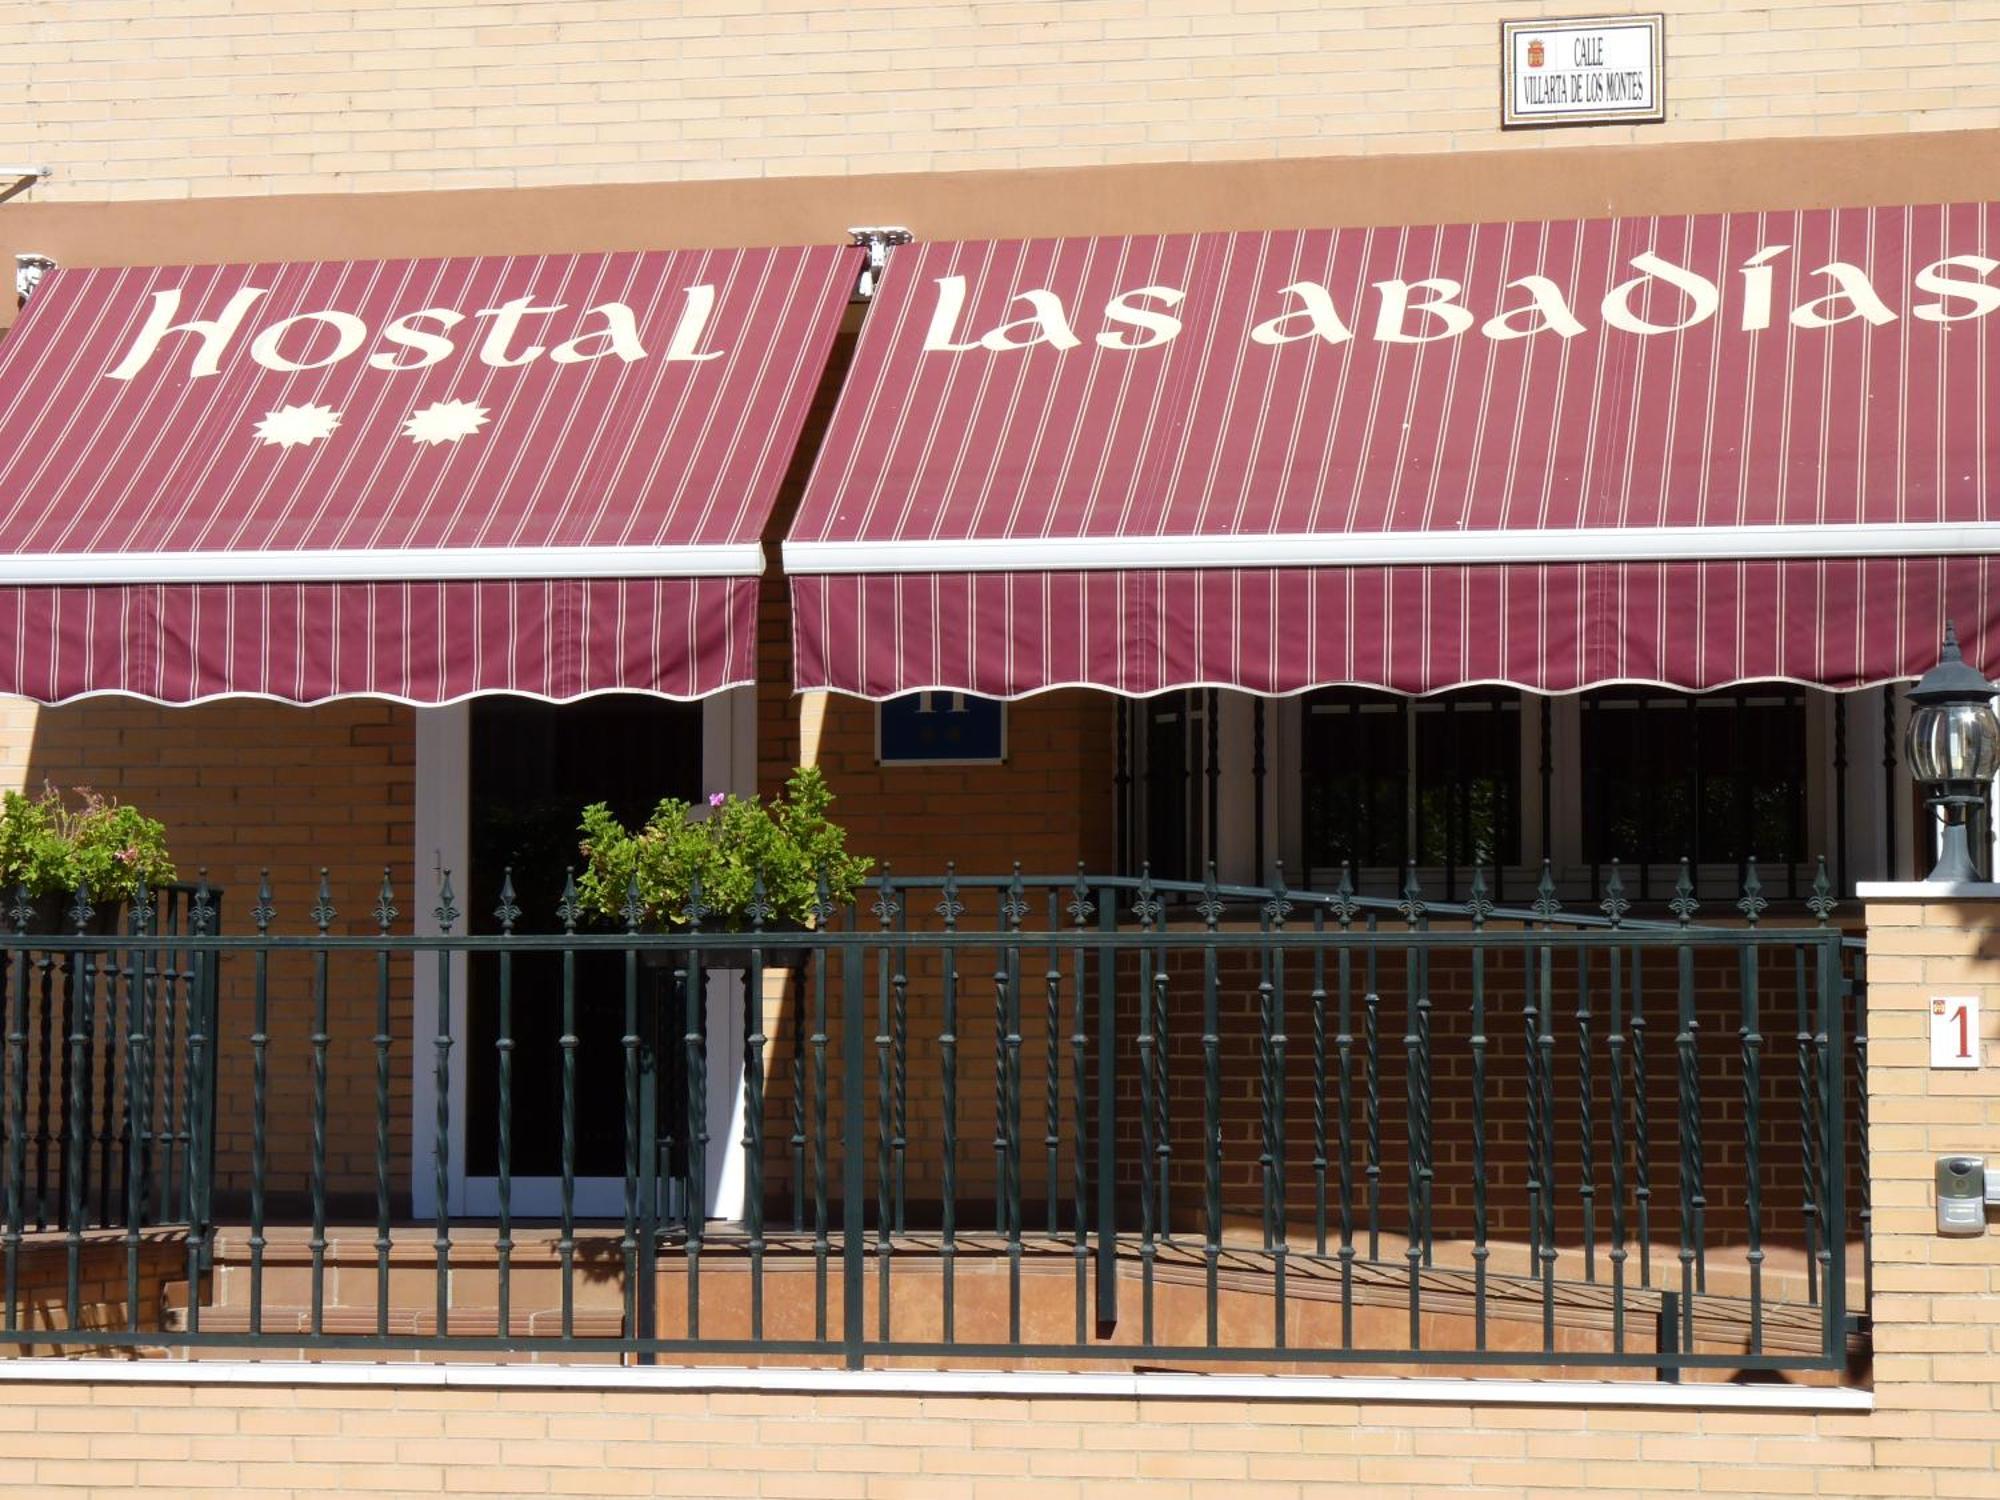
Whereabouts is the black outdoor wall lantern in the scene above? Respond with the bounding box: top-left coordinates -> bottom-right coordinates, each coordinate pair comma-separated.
1907,622 -> 2000,883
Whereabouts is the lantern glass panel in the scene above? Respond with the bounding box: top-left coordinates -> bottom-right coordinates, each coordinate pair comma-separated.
1906,699 -> 2000,786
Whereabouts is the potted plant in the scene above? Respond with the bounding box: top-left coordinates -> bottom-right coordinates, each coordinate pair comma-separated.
0,785 -> 177,933
575,765 -> 871,966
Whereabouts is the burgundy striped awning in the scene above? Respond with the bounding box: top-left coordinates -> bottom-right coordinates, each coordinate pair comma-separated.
787,206 -> 2000,698
0,244 -> 859,703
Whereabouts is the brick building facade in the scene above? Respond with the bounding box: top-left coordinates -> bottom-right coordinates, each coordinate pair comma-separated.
3,1 -> 2000,1493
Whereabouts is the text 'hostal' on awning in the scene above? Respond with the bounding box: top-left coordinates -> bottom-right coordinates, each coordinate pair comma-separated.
0,244 -> 859,704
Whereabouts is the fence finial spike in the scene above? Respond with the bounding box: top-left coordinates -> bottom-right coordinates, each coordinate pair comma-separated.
1669,856 -> 1699,927
937,863 -> 964,926
1530,858 -> 1561,925
376,866 -> 401,934
1131,864 -> 1160,928
253,868 -> 275,934
557,868 -> 580,934
1736,856 -> 1767,927
311,868 -> 337,935
1067,863 -> 1096,926
191,868 -> 213,937
66,880 -> 93,936
1601,858 -> 1628,929
433,868 -> 458,935
1193,860 -> 1226,930
1467,864 -> 1493,929
871,864 -> 900,929
1260,861 -> 1290,928
1001,864 -> 1028,929
1333,861 -> 1357,928
1807,854 -> 1837,927
491,869 -> 517,935
7,882 -> 29,934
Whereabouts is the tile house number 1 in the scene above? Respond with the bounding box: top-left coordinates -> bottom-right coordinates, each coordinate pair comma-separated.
1933,995 -> 1982,1070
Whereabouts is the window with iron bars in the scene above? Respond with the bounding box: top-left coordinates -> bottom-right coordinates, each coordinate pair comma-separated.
1299,687 -> 1523,890
1579,686 -> 1810,898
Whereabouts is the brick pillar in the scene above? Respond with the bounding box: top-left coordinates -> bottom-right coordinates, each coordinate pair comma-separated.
1861,889 -> 2000,1472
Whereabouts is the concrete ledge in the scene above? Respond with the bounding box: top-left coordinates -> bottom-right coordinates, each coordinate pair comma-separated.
0,1359 -> 1874,1411
1857,881 -> 2000,900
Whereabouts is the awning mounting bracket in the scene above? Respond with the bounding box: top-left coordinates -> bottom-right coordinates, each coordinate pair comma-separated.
847,226 -> 913,303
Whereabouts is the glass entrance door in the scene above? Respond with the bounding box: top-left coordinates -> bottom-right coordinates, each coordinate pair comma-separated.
462,694 -> 704,1217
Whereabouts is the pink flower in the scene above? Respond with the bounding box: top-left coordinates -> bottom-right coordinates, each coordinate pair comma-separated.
708,792 -> 727,808
117,844 -> 141,865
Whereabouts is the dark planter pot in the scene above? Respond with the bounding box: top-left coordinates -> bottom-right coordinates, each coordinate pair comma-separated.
636,920 -> 814,972
9,892 -> 130,937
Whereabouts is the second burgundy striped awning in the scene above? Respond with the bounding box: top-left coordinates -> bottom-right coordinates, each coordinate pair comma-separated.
787,207 -> 2000,697
0,243 -> 859,703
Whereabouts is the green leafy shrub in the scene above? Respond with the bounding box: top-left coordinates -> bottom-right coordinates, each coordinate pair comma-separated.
0,785 -> 176,903
575,765 -> 870,929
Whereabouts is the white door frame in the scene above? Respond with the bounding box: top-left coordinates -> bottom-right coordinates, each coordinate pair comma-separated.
410,688 -> 758,1222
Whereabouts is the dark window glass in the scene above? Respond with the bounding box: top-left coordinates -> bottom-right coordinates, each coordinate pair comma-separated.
464,693 -> 704,1179
1581,687 -> 1807,867
1143,692 -> 1192,882
1303,689 -> 1521,872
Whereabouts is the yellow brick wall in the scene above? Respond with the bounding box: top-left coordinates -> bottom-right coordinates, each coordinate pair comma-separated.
0,889 -> 1992,1495
10,0 -> 1999,202
0,699 -> 419,1205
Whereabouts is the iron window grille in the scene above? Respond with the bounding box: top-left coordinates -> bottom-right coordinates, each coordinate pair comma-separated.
1301,688 -> 1523,900
1581,686 -> 1811,901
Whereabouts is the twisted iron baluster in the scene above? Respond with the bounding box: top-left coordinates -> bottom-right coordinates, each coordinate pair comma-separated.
1467,866 -> 1493,1349
810,866 -> 833,1341
432,870 -> 457,1339
1399,863 -> 1426,1347
1151,876 -> 1172,1242
1602,862 -> 1631,1348
872,869 -> 898,1342
1671,857 -> 1702,1350
1132,868 -> 1160,1345
745,871 -> 772,1341
1364,907 -> 1382,1266
492,872 -> 517,1341
1068,866 -> 1094,1344
1630,903 -> 1653,1290
1577,919 -> 1597,1286
1199,863 -> 1224,1348
1000,866 -> 1028,1344
1531,860 -> 1560,1348
61,884 -> 94,1329
682,872 -> 710,1339
1311,901 -> 1329,1263
937,866 -> 963,1342
622,873 -> 644,1341
246,874 -> 273,1338
1737,858 -> 1768,1352
1333,865 -> 1357,1342
1043,885 -> 1061,1240
375,871 -> 399,1340
1801,858 -> 1835,1307
556,870 -> 580,1340
310,871 -> 335,1336
3,889 -> 30,1332
1264,866 -> 1291,1349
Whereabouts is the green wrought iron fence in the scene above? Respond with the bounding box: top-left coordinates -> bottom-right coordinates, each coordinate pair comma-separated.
0,863 -> 1865,1378
0,882 -> 222,1335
